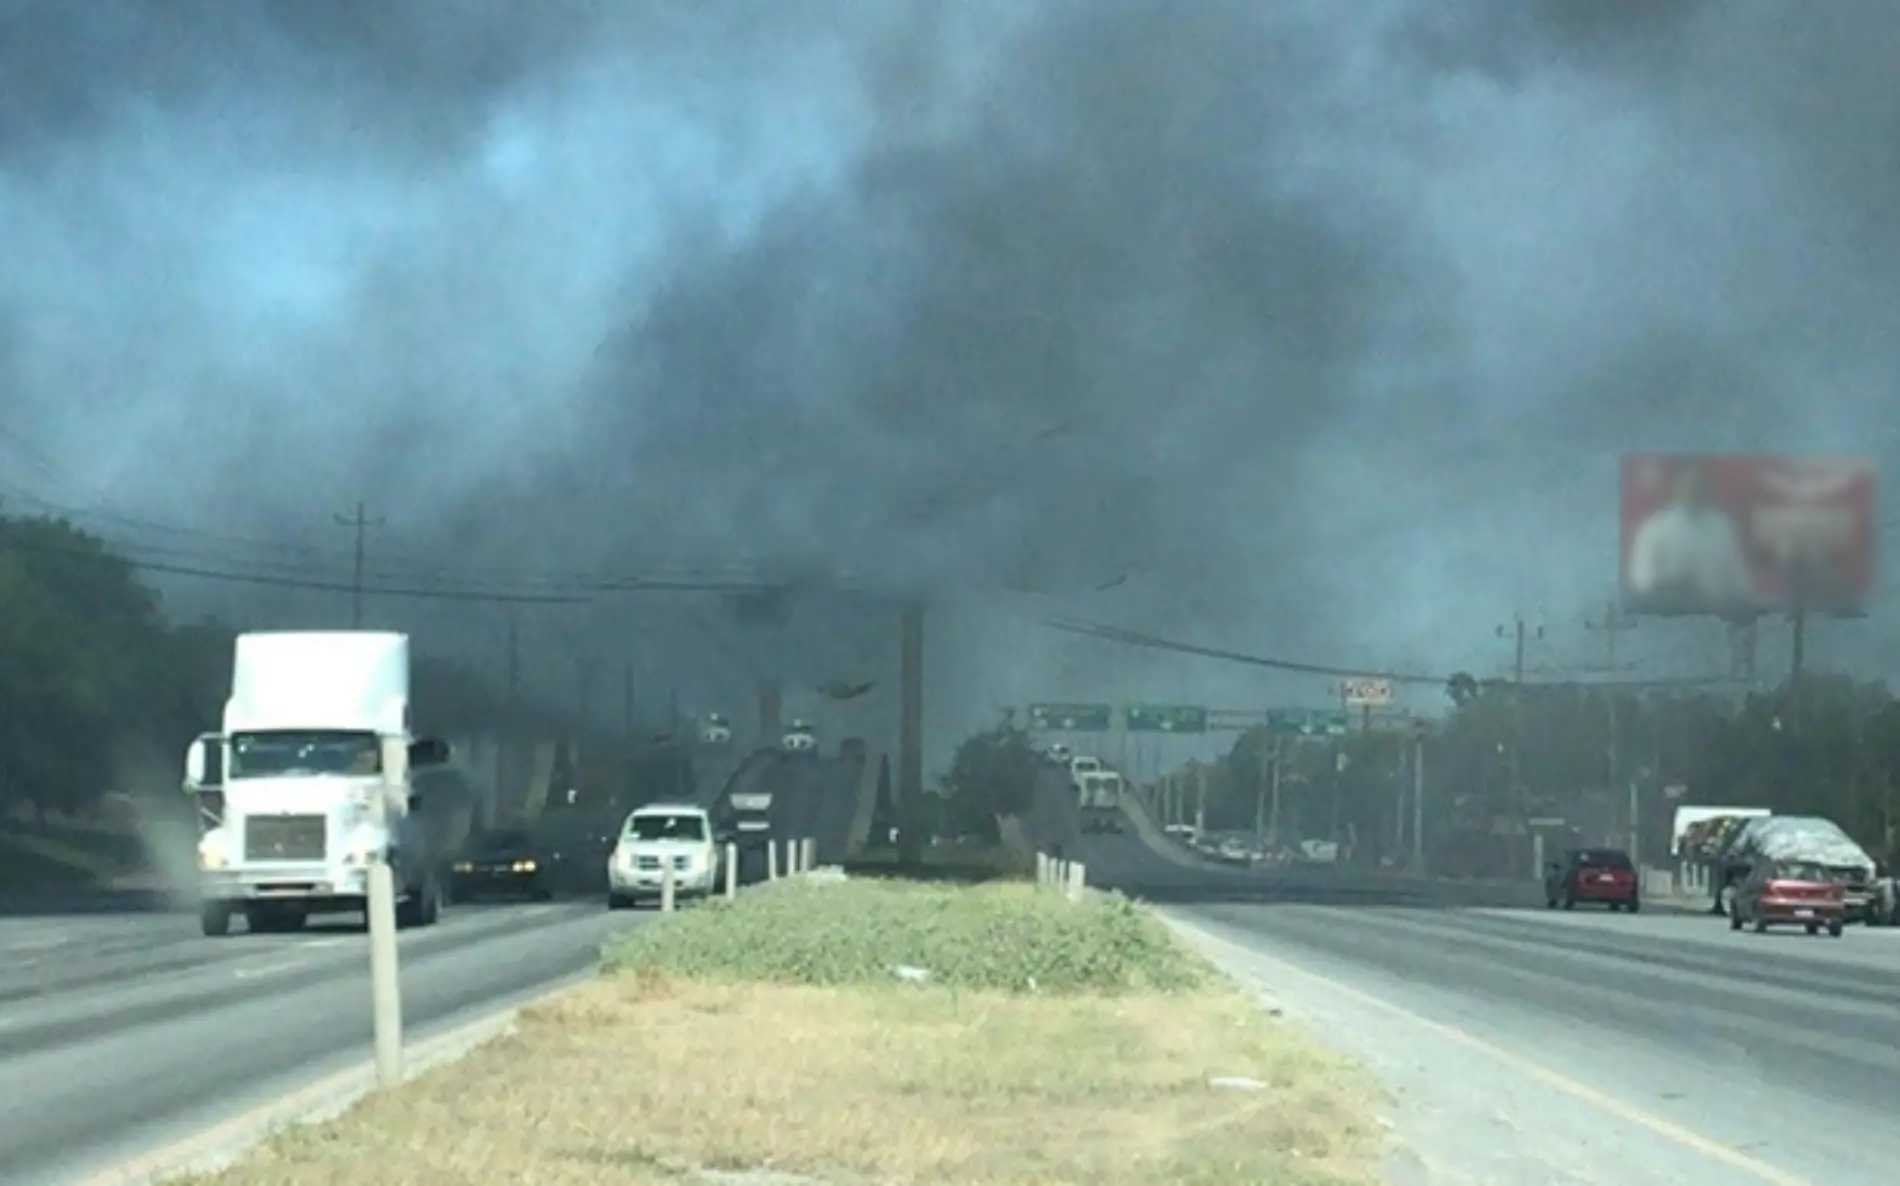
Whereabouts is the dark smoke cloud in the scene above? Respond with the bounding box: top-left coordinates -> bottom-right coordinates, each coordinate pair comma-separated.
3,0 -> 1899,755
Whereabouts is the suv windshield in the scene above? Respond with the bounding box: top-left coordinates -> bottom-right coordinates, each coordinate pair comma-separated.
479,830 -> 531,852
626,814 -> 706,841
229,731 -> 379,779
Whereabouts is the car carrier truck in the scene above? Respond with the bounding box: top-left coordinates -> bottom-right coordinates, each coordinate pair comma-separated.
184,631 -> 457,937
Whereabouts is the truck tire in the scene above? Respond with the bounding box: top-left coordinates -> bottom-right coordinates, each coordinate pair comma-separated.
397,871 -> 443,929
200,903 -> 233,938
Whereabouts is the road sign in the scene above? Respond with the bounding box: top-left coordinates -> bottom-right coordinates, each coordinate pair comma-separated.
1026,702 -> 1113,732
1266,708 -> 1350,737
1124,704 -> 1208,733
1341,677 -> 1392,706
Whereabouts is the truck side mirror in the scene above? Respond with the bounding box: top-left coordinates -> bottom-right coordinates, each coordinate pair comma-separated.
409,737 -> 451,768
183,733 -> 220,791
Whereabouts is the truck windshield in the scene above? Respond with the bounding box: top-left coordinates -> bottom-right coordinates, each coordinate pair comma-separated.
229,731 -> 380,779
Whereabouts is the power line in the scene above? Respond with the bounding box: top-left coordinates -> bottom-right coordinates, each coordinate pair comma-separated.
1042,614 -> 1739,692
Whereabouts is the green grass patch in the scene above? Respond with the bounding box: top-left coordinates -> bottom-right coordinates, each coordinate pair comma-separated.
602,877 -> 1205,995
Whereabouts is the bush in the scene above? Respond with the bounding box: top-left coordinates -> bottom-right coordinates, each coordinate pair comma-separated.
601,877 -> 1205,994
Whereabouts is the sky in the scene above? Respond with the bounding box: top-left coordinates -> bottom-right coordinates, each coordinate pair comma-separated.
2,0 -> 1899,761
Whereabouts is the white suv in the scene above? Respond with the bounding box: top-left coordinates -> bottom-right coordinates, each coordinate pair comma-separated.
608,803 -> 720,908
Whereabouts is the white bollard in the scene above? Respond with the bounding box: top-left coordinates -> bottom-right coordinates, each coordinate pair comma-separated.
724,842 -> 738,898
802,837 -> 816,872
1066,862 -> 1085,900
366,861 -> 403,1088
1036,852 -> 1048,887
768,841 -> 780,881
661,862 -> 676,912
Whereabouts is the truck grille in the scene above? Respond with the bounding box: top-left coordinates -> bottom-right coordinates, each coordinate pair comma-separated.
243,814 -> 327,862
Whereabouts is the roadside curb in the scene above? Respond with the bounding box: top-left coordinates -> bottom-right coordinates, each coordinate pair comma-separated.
71,991 -> 556,1185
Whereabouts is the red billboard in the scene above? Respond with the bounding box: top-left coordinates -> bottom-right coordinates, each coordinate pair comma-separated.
1619,454 -> 1876,616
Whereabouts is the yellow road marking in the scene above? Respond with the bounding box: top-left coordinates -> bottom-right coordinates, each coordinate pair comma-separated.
1169,916 -> 1817,1186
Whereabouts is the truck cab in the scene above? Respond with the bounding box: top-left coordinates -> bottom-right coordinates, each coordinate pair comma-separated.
186,631 -> 454,937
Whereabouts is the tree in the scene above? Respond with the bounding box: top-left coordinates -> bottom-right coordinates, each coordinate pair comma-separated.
0,513 -> 166,814
945,723 -> 1042,824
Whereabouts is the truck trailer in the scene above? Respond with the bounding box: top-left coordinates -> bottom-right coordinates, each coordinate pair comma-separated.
185,631 -> 459,937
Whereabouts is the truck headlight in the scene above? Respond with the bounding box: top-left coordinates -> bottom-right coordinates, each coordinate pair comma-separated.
343,828 -> 389,866
197,830 -> 229,870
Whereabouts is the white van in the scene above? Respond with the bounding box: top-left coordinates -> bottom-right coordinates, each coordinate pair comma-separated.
608,803 -> 720,908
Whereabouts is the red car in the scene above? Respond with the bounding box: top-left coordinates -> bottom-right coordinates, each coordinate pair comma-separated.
1545,847 -> 1640,912
1728,859 -> 1846,937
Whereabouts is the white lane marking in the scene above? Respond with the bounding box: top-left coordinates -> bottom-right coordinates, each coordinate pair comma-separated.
234,959 -> 310,980
4,937 -> 72,953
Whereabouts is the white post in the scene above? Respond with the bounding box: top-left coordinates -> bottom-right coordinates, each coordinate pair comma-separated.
802,837 -> 816,871
1036,852 -> 1048,887
369,735 -> 407,1089
768,840 -> 780,881
724,842 -> 738,897
1067,862 -> 1085,900
660,862 -> 676,912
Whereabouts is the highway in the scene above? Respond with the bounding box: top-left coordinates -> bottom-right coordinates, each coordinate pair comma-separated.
1031,783 -> 1900,1184
0,898 -> 645,1185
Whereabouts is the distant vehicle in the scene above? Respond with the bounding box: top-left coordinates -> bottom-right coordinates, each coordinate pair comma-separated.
1545,848 -> 1639,912
449,828 -> 551,902
1075,771 -> 1124,834
1043,743 -> 1072,767
607,803 -> 721,909
698,712 -> 732,746
781,719 -> 818,753
1068,754 -> 1103,776
1711,816 -> 1876,922
1728,858 -> 1845,936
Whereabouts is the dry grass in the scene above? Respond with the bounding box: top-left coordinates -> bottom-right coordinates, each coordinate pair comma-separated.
178,970 -> 1382,1186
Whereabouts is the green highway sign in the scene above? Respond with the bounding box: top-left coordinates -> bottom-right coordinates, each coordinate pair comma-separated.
1027,702 -> 1114,732
1125,704 -> 1208,733
1266,708 -> 1351,737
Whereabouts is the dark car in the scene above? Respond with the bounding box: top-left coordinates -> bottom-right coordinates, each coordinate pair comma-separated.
1545,847 -> 1639,912
1729,858 -> 1846,936
449,828 -> 552,902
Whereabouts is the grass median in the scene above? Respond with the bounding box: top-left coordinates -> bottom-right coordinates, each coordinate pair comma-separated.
179,877 -> 1383,1185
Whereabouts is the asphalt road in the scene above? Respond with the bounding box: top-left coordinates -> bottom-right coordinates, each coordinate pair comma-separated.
1117,831 -> 1900,1183
0,898 -> 647,1185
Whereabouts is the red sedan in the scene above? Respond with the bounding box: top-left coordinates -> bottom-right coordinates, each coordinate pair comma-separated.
1545,847 -> 1640,912
1729,860 -> 1846,936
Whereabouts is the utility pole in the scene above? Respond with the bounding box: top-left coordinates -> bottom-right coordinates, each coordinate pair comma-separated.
897,601 -> 926,865
1497,614 -> 1544,870
1586,602 -> 1639,856
333,501 -> 386,628
1267,735 -> 1284,846
1411,725 -> 1426,872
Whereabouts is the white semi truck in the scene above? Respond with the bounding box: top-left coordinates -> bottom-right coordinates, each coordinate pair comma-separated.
184,631 -> 456,937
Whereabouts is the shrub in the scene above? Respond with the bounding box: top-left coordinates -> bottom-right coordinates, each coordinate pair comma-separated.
601,877 -> 1204,994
